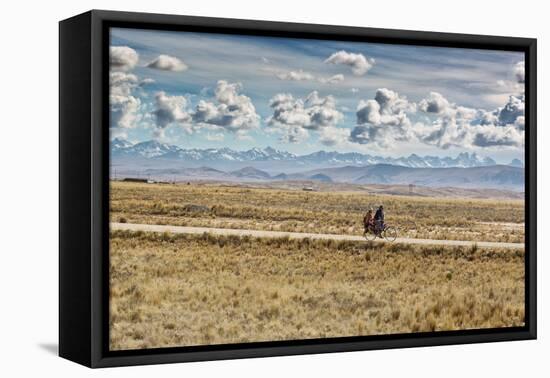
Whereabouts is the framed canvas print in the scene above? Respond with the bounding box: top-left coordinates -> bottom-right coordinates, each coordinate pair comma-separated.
59,10 -> 536,368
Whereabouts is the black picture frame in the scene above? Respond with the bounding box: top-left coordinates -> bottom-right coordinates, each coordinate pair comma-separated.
59,9 -> 537,368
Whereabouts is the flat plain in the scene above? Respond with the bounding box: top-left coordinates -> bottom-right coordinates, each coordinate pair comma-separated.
109,230 -> 525,350
110,181 -> 525,243
109,181 -> 525,350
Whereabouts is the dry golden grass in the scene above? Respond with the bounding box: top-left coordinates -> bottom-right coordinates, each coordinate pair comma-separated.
109,230 -> 525,350
110,181 -> 524,243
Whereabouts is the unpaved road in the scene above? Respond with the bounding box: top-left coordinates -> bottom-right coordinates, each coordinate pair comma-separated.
111,222 -> 524,249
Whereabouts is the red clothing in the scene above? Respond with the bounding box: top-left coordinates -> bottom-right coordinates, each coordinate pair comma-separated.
364,213 -> 374,227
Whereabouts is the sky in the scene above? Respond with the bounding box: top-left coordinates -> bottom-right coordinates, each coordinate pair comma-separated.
109,27 -> 526,163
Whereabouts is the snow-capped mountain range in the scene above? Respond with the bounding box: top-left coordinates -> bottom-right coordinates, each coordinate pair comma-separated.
111,138 -> 522,169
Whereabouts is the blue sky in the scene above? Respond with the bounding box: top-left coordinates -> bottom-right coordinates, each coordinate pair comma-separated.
109,27 -> 525,163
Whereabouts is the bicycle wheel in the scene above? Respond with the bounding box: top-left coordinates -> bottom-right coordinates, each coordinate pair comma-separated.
364,229 -> 377,241
383,226 -> 398,242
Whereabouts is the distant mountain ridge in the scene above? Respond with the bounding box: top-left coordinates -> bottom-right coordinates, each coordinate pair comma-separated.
299,164 -> 524,190
111,138 -> 521,168
118,163 -> 524,191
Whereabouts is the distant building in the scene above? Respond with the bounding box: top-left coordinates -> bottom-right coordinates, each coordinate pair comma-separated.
303,187 -> 315,192
122,177 -> 149,183
409,183 -> 415,194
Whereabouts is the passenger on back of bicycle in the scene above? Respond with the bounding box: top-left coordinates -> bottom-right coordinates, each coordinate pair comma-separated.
374,205 -> 384,235
363,208 -> 374,233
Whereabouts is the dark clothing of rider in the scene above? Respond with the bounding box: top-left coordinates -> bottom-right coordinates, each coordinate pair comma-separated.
374,207 -> 385,235
374,208 -> 384,222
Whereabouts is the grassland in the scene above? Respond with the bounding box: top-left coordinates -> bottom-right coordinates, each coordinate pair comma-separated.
109,230 -> 524,350
110,181 -> 524,243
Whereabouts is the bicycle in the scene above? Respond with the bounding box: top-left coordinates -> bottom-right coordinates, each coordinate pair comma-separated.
363,223 -> 398,242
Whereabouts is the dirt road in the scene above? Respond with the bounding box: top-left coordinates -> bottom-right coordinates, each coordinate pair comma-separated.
110,222 -> 524,249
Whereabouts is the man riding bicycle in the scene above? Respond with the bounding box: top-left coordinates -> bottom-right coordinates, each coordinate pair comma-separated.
374,205 -> 384,235
363,205 -> 397,242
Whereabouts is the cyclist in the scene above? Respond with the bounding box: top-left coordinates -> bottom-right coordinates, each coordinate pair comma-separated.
374,205 -> 385,235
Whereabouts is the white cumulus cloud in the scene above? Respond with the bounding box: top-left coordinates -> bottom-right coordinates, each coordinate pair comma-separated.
318,126 -> 351,146
351,88 -> 416,147
110,72 -> 141,129
110,46 -> 139,72
111,95 -> 141,130
324,50 -> 375,76
153,91 -> 192,134
192,80 -> 260,133
147,54 -> 188,72
514,61 -> 525,84
349,79 -> 525,150
267,91 -> 344,143
417,91 -> 525,149
150,81 -> 259,138
418,92 -> 453,115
